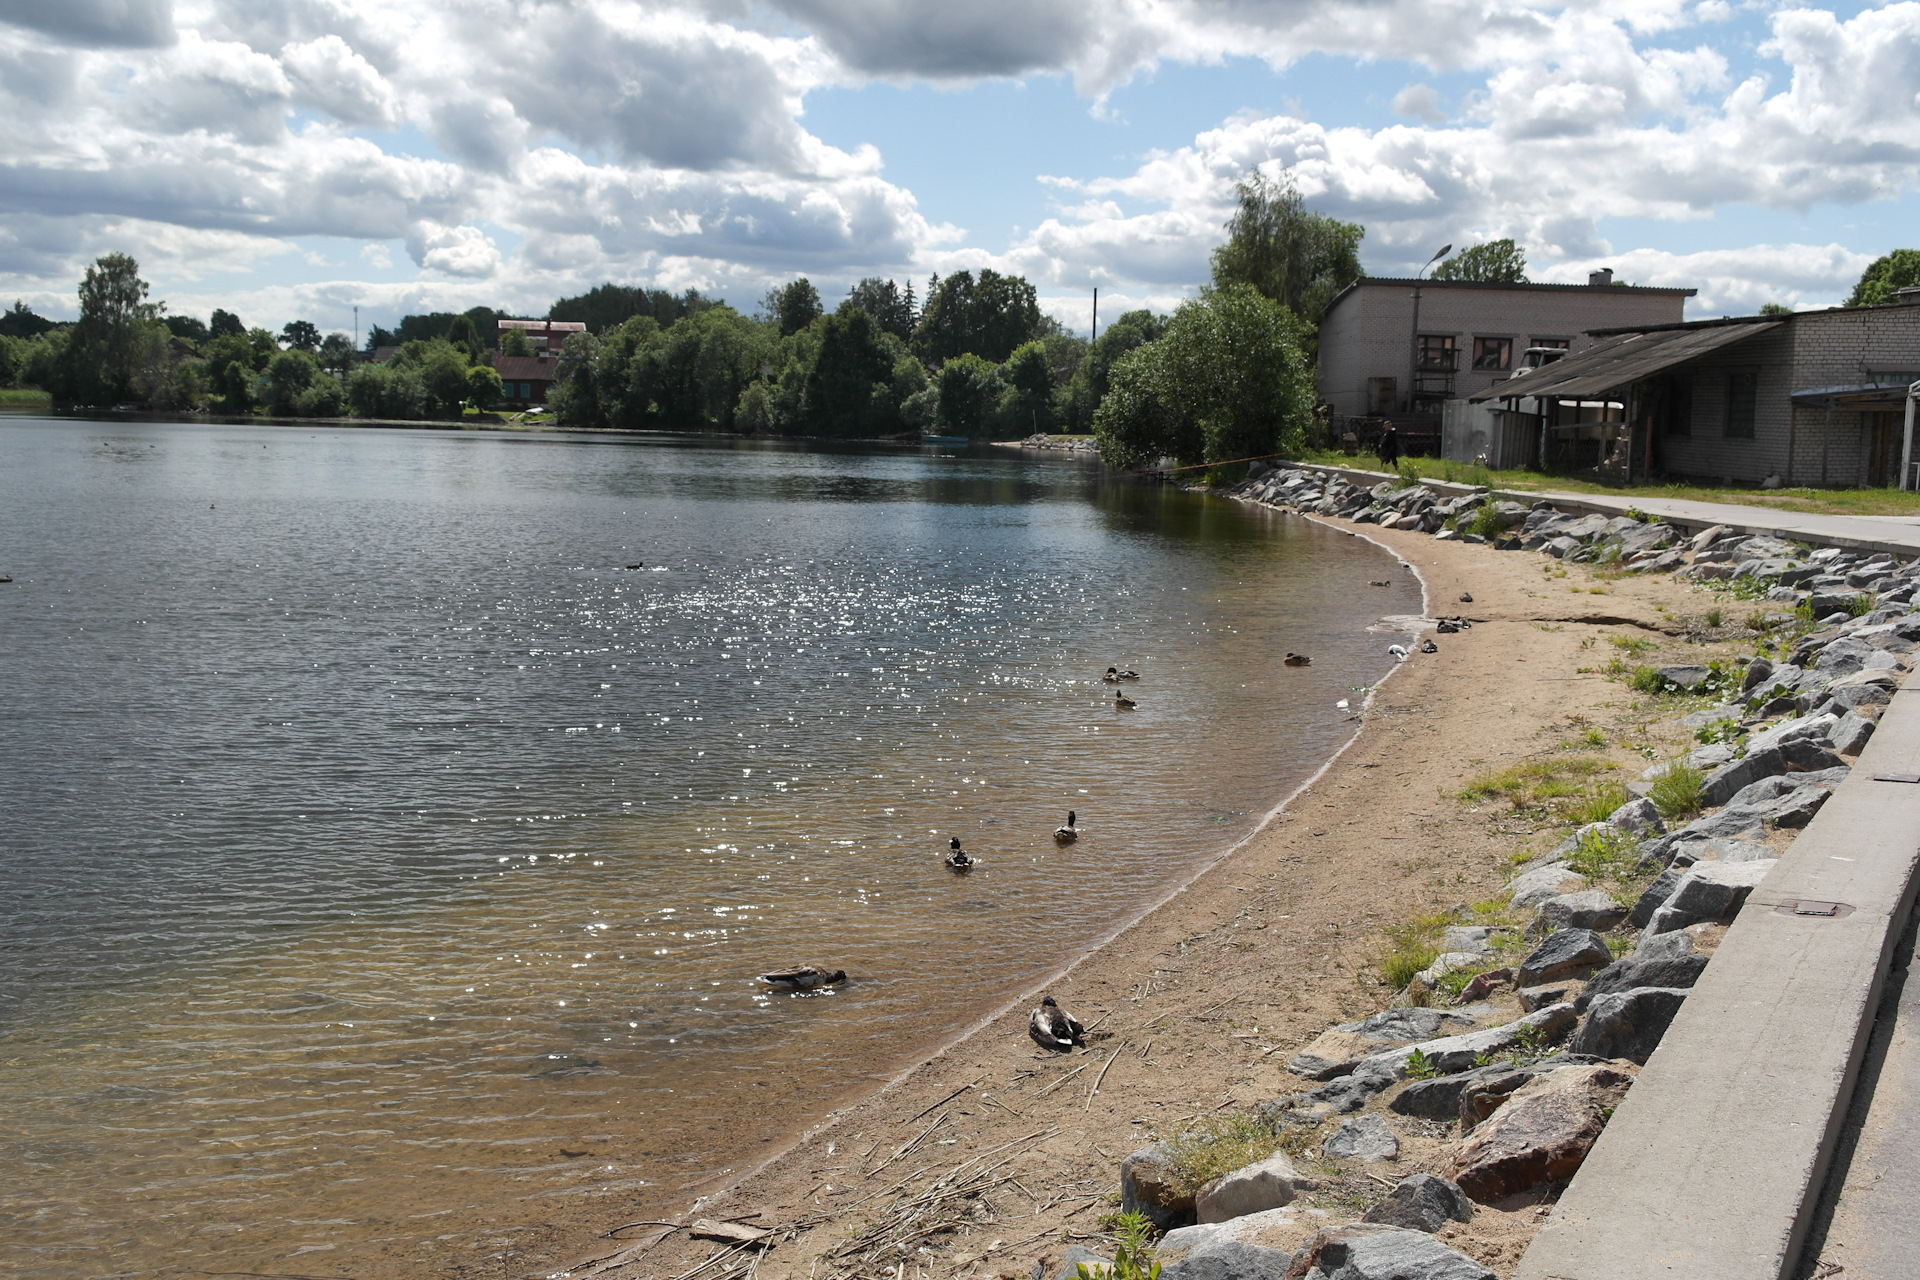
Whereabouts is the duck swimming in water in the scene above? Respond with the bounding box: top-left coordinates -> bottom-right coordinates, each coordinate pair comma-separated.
1028,995 -> 1085,1052
945,837 -> 977,871
1283,652 -> 1311,667
1102,667 -> 1141,682
761,966 -> 847,991
1053,811 -> 1079,843
1114,689 -> 1137,709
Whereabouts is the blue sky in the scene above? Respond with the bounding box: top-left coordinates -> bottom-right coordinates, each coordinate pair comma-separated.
1,0 -> 1916,334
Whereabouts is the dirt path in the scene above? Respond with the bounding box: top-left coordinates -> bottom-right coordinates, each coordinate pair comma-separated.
533,515 -> 1717,1280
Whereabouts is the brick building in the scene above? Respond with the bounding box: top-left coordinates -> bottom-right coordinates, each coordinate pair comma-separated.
1467,294 -> 1920,486
492,319 -> 586,406
1317,272 -> 1695,420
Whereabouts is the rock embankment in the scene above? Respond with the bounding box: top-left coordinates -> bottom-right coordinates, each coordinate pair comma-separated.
1069,462 -> 1915,1278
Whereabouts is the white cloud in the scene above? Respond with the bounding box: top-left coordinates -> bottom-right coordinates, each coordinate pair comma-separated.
405,221 -> 500,278
1392,84 -> 1444,123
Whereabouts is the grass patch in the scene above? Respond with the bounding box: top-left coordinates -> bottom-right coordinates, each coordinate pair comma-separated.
0,388 -> 52,406
1377,911 -> 1449,990
1159,1114 -> 1289,1195
1607,634 -> 1658,656
1566,782 -> 1630,826
1648,763 -> 1705,819
1457,755 -> 1618,818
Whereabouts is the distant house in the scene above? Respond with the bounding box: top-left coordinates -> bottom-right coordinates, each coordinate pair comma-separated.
492,320 -> 586,406
1317,272 -> 1696,423
1467,292 -> 1920,486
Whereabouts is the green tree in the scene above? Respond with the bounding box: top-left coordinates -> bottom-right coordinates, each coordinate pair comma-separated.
1209,173 -> 1364,325
164,314 -> 210,343
466,363 -> 503,412
444,314 -> 483,361
1094,284 -> 1315,469
319,332 -> 356,374
500,327 -> 534,356
847,277 -> 917,341
392,339 -> 473,417
1062,310 -> 1166,431
936,353 -> 1000,436
914,269 -> 1040,364
549,284 -> 709,334
770,278 -> 823,337
1432,239 -> 1528,283
997,340 -> 1055,434
280,319 -> 322,351
266,349 -> 320,414
0,300 -> 57,339
802,302 -> 895,436
1847,250 -> 1920,306
49,252 -> 165,406
347,363 -> 427,419
203,334 -> 260,413
1759,303 -> 1795,317
210,308 -> 244,338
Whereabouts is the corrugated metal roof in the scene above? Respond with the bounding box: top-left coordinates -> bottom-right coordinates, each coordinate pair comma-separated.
1467,321 -> 1781,402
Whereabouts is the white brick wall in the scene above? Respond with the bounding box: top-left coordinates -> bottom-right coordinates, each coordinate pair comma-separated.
1316,280 -> 1692,416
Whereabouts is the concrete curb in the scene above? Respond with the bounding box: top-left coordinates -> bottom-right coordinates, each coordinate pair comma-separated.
1513,682 -> 1920,1280
1274,459 -> 1920,557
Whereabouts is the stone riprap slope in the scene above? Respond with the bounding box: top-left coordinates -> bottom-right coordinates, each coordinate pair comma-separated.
1083,465 -> 1919,1279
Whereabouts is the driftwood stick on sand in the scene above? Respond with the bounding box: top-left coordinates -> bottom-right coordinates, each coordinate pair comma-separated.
905,1077 -> 980,1124
1033,1063 -> 1089,1098
979,1092 -> 1024,1119
1083,1042 -> 1127,1112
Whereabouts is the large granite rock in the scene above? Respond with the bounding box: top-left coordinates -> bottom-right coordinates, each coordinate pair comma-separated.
1575,953 -> 1710,1012
1322,1115 -> 1398,1163
1666,859 -> 1776,918
1288,1008 -> 1477,1081
1055,1245 -> 1112,1280
1292,1072 -> 1395,1115
1506,862 -> 1588,910
1158,1207 -> 1334,1271
1160,1241 -> 1295,1280
1570,987 -> 1691,1063
1747,712 -> 1838,753
1628,867 -> 1686,928
1353,1005 -> 1577,1080
1121,1144 -> 1197,1232
1196,1153 -> 1305,1224
1443,1065 -> 1635,1202
1633,929 -> 1696,961
1832,710 -> 1876,754
1698,746 -> 1786,808
1607,796 -> 1666,836
1360,1175 -> 1474,1234
1532,890 -> 1624,934
1282,1224 -> 1494,1280
1517,930 -> 1614,987
1780,739 -> 1847,773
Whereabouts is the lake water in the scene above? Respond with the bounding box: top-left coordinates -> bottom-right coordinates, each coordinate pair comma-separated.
0,419 -> 1419,1277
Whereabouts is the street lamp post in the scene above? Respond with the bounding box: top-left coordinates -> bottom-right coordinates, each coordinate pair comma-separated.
1407,244 -> 1451,415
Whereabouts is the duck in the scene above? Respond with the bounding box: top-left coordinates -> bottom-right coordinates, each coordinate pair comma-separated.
1114,668 -> 1140,681
1459,592 -> 1474,603
761,965 -> 846,991
1053,811 -> 1079,843
1419,638 -> 1438,654
1283,652 -> 1311,667
1028,996 -> 1085,1052
1113,689 -> 1137,709
1103,667 -> 1121,683
945,837 -> 977,871
1387,644 -> 1410,661
1435,619 -> 1459,634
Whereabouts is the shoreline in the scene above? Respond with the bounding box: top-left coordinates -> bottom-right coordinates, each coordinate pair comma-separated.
536,509 -> 1717,1280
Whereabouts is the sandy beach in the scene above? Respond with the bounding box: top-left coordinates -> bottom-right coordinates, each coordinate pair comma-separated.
500,508 -> 1732,1280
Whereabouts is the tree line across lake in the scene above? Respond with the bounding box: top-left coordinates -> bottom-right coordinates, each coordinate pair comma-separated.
7,184 -> 1915,470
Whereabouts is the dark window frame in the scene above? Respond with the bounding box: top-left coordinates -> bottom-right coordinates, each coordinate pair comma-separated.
1528,337 -> 1571,350
1472,336 -> 1514,371
1725,369 -> 1758,440
1416,334 -> 1456,370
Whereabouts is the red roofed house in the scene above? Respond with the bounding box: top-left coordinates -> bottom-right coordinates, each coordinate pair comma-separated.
493,319 -> 586,406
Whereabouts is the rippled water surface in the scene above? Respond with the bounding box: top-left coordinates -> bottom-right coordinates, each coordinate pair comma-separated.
0,419 -> 1419,1277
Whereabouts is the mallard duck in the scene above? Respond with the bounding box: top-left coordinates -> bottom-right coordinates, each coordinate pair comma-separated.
1115,668 -> 1140,681
1419,638 -> 1438,654
1459,592 -> 1473,603
1053,811 -> 1079,843
761,966 -> 846,991
1114,690 -> 1137,709
1435,619 -> 1459,634
1387,644 -> 1409,660
1283,652 -> 1311,667
1028,996 -> 1085,1052
945,837 -> 977,871
1103,667 -> 1121,683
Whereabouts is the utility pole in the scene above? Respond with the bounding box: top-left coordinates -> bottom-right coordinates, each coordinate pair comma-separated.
1091,287 -> 1098,344
354,305 -> 359,352
1407,245 -> 1451,415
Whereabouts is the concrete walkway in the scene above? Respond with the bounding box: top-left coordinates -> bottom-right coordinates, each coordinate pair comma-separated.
1278,459 -> 1920,556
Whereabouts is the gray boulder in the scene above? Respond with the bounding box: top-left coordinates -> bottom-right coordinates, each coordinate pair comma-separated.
1629,867 -> 1687,927
1743,658 -> 1776,691
1607,796 -> 1666,836
1195,1153 -> 1303,1223
1570,987 -> 1692,1063
1680,704 -> 1743,728
1656,665 -> 1713,690
1724,773 -> 1817,810
1575,953 -> 1710,1011
1286,1224 -> 1494,1280
1442,925 -> 1496,954
1353,1005 -> 1577,1080
1832,710 -> 1876,754
1160,1241 -> 1294,1280
1121,1145 -> 1197,1232
1507,862 -> 1588,909
1518,930 -> 1614,987
1698,746 -> 1787,807
1533,890 -> 1624,934
1288,1007 -> 1477,1080
1294,1072 -> 1395,1115
1361,1175 -> 1474,1233
1766,785 -> 1832,829
1518,983 -> 1573,1012
1667,859 -> 1777,917
1780,738 -> 1846,772
1748,712 -> 1839,753
1634,929 -> 1696,961
1055,1244 -> 1113,1280
1323,1115 -> 1399,1163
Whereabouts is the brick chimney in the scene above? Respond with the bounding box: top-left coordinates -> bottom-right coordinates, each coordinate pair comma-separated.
1588,268 -> 1614,288
1896,286 -> 1920,306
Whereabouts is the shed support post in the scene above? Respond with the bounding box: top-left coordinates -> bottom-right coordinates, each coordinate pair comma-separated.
1903,379 -> 1919,492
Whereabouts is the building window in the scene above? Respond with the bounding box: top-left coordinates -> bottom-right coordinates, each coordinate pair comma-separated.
1726,371 -> 1757,439
1472,337 -> 1513,371
1417,334 -> 1456,369
1529,337 -> 1570,350
521,383 -> 533,399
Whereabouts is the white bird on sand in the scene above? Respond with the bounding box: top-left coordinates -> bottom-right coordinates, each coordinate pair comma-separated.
1387,644 -> 1410,660
1028,996 -> 1085,1052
